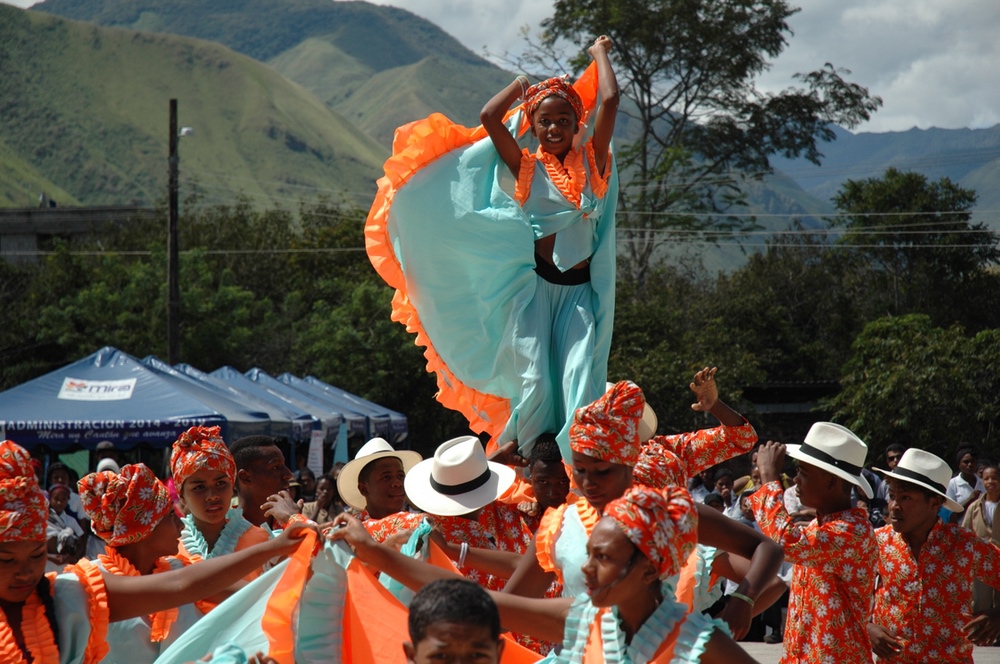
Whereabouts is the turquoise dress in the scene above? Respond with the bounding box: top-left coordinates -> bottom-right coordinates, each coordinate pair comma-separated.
97,558 -> 204,664
541,592 -> 728,664
367,65 -> 617,461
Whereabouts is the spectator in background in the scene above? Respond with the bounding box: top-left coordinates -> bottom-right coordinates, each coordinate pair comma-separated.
302,474 -> 342,522
95,439 -> 120,466
704,492 -> 725,513
962,463 -> 1000,615
46,483 -> 86,571
295,468 -> 317,503
947,445 -> 986,523
712,467 -> 737,516
46,461 -> 84,520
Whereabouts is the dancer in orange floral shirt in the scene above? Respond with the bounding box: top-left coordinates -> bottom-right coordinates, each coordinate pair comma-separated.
869,448 -> 1000,662
336,438 -> 425,543
751,425 -> 877,664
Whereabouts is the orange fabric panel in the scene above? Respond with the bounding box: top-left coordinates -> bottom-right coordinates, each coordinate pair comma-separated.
343,558 -> 410,664
261,530 -> 317,664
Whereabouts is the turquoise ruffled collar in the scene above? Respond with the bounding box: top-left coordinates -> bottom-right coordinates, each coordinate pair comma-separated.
180,506 -> 253,559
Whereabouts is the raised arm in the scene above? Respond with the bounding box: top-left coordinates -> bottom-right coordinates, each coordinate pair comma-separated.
102,523 -> 310,622
588,35 -> 620,176
481,79 -> 527,176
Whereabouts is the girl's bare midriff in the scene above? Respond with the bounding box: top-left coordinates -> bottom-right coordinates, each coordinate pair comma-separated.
535,235 -> 590,270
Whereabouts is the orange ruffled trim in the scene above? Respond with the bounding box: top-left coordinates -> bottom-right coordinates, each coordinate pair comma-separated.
0,572 -> 60,664
98,547 -> 178,642
535,503 -> 567,583
583,142 -> 610,200
537,146 -> 586,209
365,63 -> 600,444
68,560 -> 111,664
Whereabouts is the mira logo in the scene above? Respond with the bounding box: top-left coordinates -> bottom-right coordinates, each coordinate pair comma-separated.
58,377 -> 137,401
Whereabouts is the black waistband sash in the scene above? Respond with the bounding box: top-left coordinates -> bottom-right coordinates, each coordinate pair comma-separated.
534,253 -> 591,285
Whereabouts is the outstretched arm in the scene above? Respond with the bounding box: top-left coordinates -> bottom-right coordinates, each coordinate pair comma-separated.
330,514 -> 569,642
588,35 -> 620,176
695,503 -> 784,641
481,79 -> 526,176
103,523 -> 311,622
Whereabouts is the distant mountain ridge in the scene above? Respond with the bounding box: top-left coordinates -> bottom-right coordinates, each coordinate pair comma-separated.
10,0 -> 1000,240
0,4 -> 387,207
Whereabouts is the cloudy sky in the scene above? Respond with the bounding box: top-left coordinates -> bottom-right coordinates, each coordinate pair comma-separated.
6,0 -> 998,133
373,0 -> 1000,134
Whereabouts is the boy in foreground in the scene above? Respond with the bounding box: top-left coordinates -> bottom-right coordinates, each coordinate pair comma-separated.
404,578 -> 504,664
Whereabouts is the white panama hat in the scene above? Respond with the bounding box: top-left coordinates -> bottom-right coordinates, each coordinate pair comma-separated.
786,422 -> 874,499
404,436 -> 516,517
875,448 -> 963,512
337,437 -> 422,511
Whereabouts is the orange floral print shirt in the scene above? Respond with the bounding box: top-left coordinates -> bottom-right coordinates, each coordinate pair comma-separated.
749,480 -> 877,664
873,521 -> 1000,663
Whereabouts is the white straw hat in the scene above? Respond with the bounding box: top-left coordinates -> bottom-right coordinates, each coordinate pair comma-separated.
404,436 -> 515,517
337,437 -> 422,511
786,422 -> 873,499
875,448 -> 963,512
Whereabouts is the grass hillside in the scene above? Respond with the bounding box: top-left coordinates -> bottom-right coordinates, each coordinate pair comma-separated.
0,5 -> 387,207
35,0 -> 514,141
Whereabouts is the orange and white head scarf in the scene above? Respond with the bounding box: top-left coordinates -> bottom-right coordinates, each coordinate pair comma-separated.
569,381 -> 645,467
0,440 -> 48,542
170,426 -> 235,489
604,485 -> 698,578
524,76 -> 586,125
79,463 -> 173,546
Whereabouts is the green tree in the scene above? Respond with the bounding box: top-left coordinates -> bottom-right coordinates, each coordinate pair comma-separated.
832,167 -> 1000,330
828,314 -> 998,462
535,0 -> 881,285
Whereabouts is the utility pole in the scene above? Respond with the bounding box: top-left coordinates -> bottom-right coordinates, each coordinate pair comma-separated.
168,99 -> 180,365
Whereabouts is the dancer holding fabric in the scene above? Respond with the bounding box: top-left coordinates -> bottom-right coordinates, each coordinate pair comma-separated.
331,484 -> 758,663
366,35 -> 620,459
0,440 -> 306,664
170,426 -> 271,608
77,464 -> 203,663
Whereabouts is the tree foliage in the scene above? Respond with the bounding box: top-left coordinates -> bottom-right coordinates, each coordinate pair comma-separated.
832,167 -> 1000,330
534,0 -> 882,284
827,315 -> 999,462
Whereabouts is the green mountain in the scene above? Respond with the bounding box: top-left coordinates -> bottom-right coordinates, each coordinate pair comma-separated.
35,0 -> 512,138
0,4 -> 387,208
772,125 -> 1000,225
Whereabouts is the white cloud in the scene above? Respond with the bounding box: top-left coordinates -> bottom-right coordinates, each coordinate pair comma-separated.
756,0 -> 1000,132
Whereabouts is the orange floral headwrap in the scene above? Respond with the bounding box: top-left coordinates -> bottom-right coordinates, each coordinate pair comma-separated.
604,485 -> 698,578
170,426 -> 235,489
0,440 -> 48,542
633,440 -> 677,489
524,76 -> 586,125
79,464 -> 173,547
569,381 -> 645,467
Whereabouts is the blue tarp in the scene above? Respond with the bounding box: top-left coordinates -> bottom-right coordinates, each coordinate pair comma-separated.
0,347 -> 269,451
211,367 -> 345,453
174,363 -> 313,446
276,373 -> 369,439
304,375 -> 408,443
